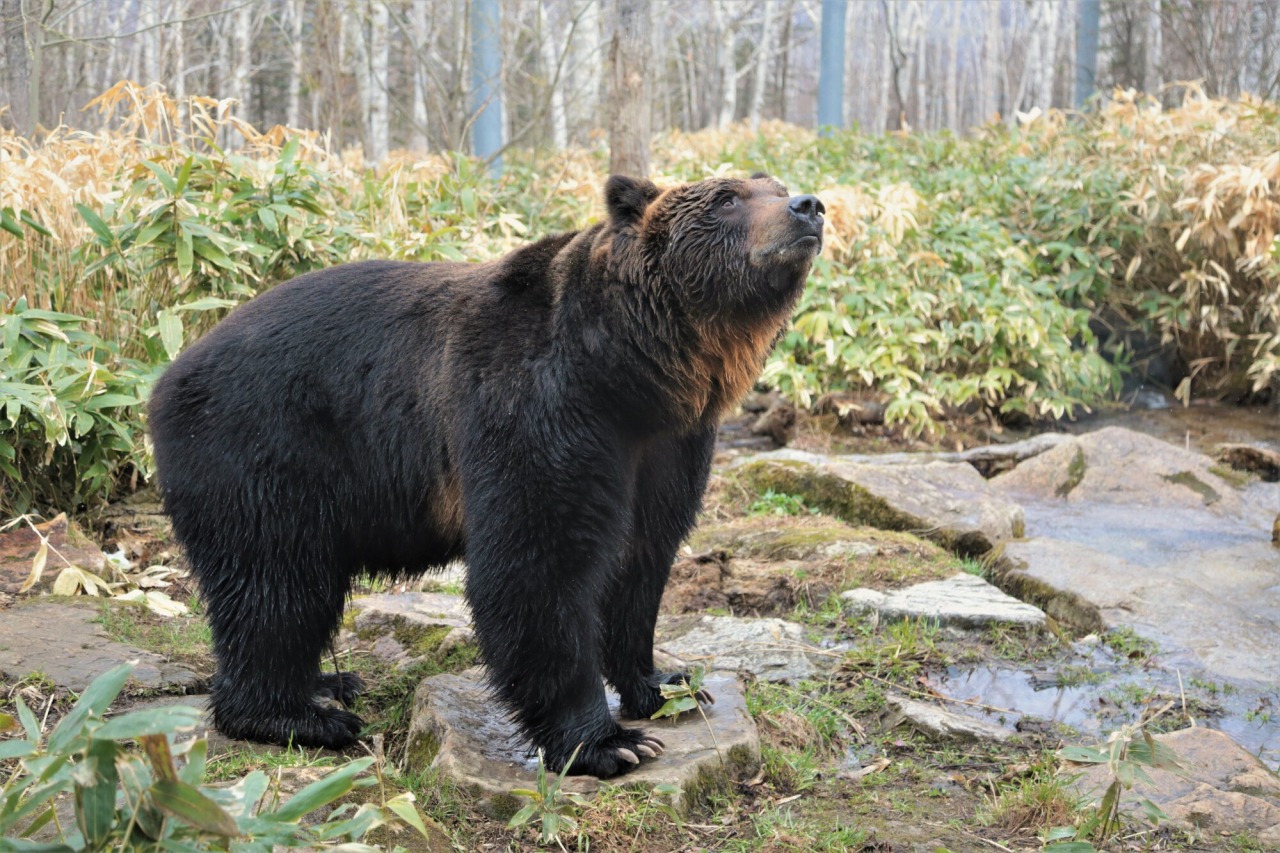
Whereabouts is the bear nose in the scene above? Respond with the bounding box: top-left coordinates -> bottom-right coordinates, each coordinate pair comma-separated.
789,195 -> 825,223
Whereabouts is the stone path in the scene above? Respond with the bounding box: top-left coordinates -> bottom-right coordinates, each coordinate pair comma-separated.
0,601 -> 201,692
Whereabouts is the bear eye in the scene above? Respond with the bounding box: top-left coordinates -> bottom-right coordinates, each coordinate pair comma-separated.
720,196 -> 740,209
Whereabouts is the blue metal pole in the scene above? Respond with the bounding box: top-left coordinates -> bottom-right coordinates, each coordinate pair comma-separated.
817,0 -> 847,135
470,0 -> 503,175
1075,0 -> 1101,109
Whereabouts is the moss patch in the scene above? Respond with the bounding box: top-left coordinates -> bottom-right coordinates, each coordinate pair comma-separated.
1055,447 -> 1087,498
1162,471 -> 1221,506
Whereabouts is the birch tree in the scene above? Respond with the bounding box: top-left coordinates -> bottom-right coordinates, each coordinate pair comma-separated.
747,0 -> 775,129
1,0 -> 30,133
367,0 -> 390,162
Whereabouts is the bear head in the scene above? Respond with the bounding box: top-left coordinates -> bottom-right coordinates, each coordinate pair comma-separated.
603,172 -> 825,326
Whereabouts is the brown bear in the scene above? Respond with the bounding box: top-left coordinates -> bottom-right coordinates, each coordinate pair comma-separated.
147,173 -> 824,777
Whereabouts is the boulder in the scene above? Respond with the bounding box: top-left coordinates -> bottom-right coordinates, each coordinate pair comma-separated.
1069,728 -> 1280,841
735,451 -> 1025,556
993,426 -> 1244,514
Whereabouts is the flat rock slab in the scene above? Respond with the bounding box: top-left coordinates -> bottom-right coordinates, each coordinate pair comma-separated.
0,601 -> 201,692
735,450 -> 1025,555
842,573 -> 1046,629
1070,728 -> 1280,845
882,694 -> 1013,744
405,668 -> 758,817
654,614 -> 831,682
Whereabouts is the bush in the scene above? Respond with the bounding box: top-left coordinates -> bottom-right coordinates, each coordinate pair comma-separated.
0,663 -> 430,851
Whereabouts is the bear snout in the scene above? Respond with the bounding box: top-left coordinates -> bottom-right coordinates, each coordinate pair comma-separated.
788,194 -> 826,226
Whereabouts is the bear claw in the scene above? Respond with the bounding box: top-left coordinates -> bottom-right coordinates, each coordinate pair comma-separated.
616,748 -> 640,765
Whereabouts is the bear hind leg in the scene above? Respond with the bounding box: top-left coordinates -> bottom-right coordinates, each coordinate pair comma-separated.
194,540 -> 364,750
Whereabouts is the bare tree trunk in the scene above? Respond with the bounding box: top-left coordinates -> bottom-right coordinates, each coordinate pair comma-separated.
1017,0 -> 1060,112
287,0 -> 306,127
538,2 -> 568,148
946,1 -> 961,131
233,1 -> 254,125
408,0 -> 428,149
608,0 -> 651,176
714,0 -> 738,128
565,0 -> 601,144
1,0 -> 31,133
1142,0 -> 1162,97
982,0 -> 1002,121
142,0 -> 160,87
172,1 -> 186,104
748,0 -> 775,130
367,0 -> 389,162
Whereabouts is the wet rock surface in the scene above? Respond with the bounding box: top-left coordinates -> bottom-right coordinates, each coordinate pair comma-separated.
987,428 -> 1280,757
1070,727 -> 1280,843
405,668 -> 758,817
0,601 -> 201,692
841,573 -> 1047,629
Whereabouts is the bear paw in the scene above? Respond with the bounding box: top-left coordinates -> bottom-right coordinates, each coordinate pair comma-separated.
548,727 -> 667,778
216,703 -> 365,750
619,671 -> 716,720
316,671 -> 366,706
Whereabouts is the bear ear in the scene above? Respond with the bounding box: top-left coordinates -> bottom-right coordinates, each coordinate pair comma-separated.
749,171 -> 770,180
605,175 -> 661,226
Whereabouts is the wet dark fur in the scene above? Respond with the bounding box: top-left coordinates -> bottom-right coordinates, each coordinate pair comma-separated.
148,174 -> 824,777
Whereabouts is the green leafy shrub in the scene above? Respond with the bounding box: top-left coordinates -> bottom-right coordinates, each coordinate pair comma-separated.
0,300 -> 153,514
0,662 -> 430,851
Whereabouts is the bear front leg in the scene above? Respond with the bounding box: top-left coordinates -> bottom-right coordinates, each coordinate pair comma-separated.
459,417 -> 664,778
603,427 -> 718,720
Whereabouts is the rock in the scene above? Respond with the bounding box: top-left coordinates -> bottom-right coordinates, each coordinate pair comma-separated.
347,592 -> 474,666
841,574 -> 1046,629
839,588 -> 887,616
881,694 -> 1012,743
735,451 -> 1026,555
654,614 -> 831,682
404,668 -> 758,817
1216,443 -> 1280,482
0,514 -> 108,595
1069,728 -> 1280,839
0,601 -> 202,692
993,426 -> 1244,514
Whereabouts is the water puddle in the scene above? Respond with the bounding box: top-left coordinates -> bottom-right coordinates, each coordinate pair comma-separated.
929,640 -> 1280,770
